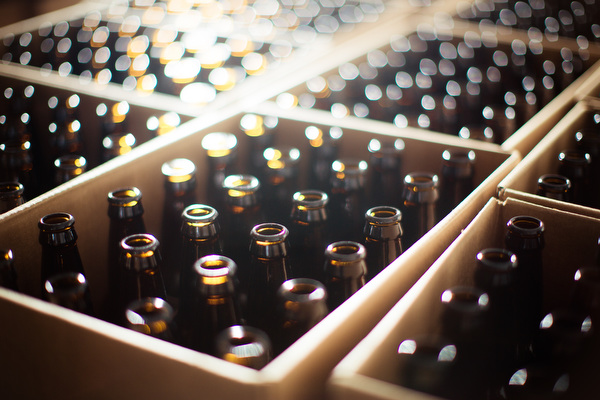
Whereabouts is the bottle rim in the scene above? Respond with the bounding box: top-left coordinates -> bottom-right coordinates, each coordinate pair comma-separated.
108,186 -> 142,205
277,278 -> 327,303
476,248 -> 518,272
182,204 -> 218,223
404,172 -> 439,190
125,297 -> 174,335
537,174 -> 571,191
120,233 -> 159,253
292,190 -> 328,208
38,212 -> 75,231
365,206 -> 402,225
251,223 -> 289,243
506,215 -> 544,236
0,182 -> 24,197
194,254 -> 237,281
44,271 -> 88,299
215,325 -> 271,369
325,241 -> 366,262
161,158 -> 196,184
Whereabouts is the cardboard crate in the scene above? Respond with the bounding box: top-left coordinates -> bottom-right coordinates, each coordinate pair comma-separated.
328,196 -> 600,400
0,102 -> 518,399
498,97 -> 600,217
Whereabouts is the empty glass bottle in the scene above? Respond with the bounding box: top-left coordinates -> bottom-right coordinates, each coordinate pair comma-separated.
274,278 -> 328,355
160,158 -> 197,299
0,249 -> 18,291
323,241 -> 367,310
366,138 -> 405,208
201,132 -> 238,206
402,172 -> 439,248
214,325 -> 272,369
125,297 -> 176,342
288,190 -> 330,281
117,233 -> 168,326
38,212 -> 86,297
44,271 -> 94,316
438,149 -> 475,219
557,149 -> 592,206
363,206 -> 403,281
536,174 -> 572,202
261,145 -> 301,225
53,154 -> 87,185
0,181 -> 24,213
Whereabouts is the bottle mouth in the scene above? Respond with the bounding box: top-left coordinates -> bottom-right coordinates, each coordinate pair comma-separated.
251,223 -> 289,243
365,206 -> 402,225
476,248 -> 518,272
558,149 -> 591,165
0,182 -> 24,197
326,241 -> 366,262
441,286 -> 490,313
161,158 -> 196,185
183,204 -> 218,223
278,278 -> 327,303
215,325 -> 272,369
292,190 -> 328,208
223,174 -> 260,197
38,212 -> 75,231
108,187 -> 142,205
44,271 -> 88,299
120,233 -> 159,254
201,132 -> 238,158
506,215 -> 544,237
125,297 -> 174,335
194,255 -> 237,292
404,172 -> 439,190
537,174 -> 571,191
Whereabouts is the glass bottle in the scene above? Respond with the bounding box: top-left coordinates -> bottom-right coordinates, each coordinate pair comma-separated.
160,158 -> 197,299
102,132 -> 136,162
329,158 -> 369,243
239,113 -> 277,179
575,128 -> 600,206
201,131 -> 238,206
178,204 -> 223,320
363,206 -> 403,281
501,363 -> 573,400
323,241 -> 367,310
536,174 -> 572,202
305,125 -> 343,191
189,254 -> 241,354
117,233 -> 168,326
261,145 -> 301,225
570,266 -> 600,323
38,212 -> 86,297
557,149 -> 591,206
274,278 -> 328,355
438,149 -> 476,219
44,271 -> 94,316
0,139 -> 37,199
0,249 -> 18,291
0,181 -> 24,213
54,154 -> 87,185
246,223 -> 292,336
505,215 -> 545,362
220,174 -> 263,268
125,297 -> 176,342
366,138 -> 405,208
214,325 -> 272,369
107,187 -> 146,322
288,190 -> 330,281
402,172 -> 439,248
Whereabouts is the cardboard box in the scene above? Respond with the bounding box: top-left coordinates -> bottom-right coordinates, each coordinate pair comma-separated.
498,97 -> 600,218
0,102 -> 518,399
328,196 -> 600,400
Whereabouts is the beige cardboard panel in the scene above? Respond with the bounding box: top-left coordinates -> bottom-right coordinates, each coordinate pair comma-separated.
329,196 -> 600,400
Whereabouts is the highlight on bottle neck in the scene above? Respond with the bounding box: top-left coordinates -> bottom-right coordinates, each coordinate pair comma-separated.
181,204 -> 220,238
38,212 -> 78,245
215,325 -> 272,369
44,271 -> 89,304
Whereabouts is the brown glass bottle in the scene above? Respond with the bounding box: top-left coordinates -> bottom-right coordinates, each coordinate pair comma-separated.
261,145 -> 301,225
274,278 -> 328,355
178,204 -> 223,320
571,266 -> 600,323
288,190 -> 330,281
323,241 -> 367,310
505,215 -> 545,362
366,138 -> 405,208
363,206 -> 403,281
160,158 -> 197,300
0,181 -> 24,213
557,149 -> 592,206
305,125 -> 342,192
125,297 -> 176,342
107,187 -> 146,322
117,233 -> 168,326
53,154 -> 87,185
44,271 -> 94,316
189,255 -> 241,354
0,249 -> 18,291
402,172 -> 439,248
214,325 -> 272,369
536,174 -> 572,202
38,212 -> 86,297
0,139 -> 38,199
438,149 -> 475,219
245,223 -> 292,336
329,158 -> 369,243
201,132 -> 238,206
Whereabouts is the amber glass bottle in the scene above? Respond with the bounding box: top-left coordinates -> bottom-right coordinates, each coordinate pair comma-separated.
274,278 -> 328,355
438,149 -> 475,219
125,297 -> 176,342
288,190 -> 330,281
0,181 -> 24,213
323,241 -> 367,310
214,325 -> 272,369
53,154 -> 87,185
557,149 -> 591,206
536,174 -> 572,201
44,271 -> 94,316
363,206 -> 403,281
189,255 -> 241,354
246,223 -> 292,335
201,132 -> 238,206
402,172 -> 439,248
160,158 -> 197,299
261,145 -> 301,225
0,249 -> 18,291
366,138 -> 404,208
38,212 -> 86,297
117,233 -> 168,325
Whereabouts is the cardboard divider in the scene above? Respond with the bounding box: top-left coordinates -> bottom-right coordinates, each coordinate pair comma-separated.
498,97 -> 600,217
0,102 -> 519,399
328,196 -> 600,400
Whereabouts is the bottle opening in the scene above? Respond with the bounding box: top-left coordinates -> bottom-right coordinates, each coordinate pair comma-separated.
39,212 -> 74,231
366,206 -> 402,224
109,187 -> 141,204
0,182 -> 24,195
184,204 -> 217,221
45,272 -> 87,296
507,215 -> 544,235
251,223 -> 288,242
476,248 -> 517,271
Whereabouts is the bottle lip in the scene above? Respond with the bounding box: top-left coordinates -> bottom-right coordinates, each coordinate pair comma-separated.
251,223 -> 289,243
161,158 -> 196,184
292,190 -> 328,208
476,248 -> 518,272
38,212 -> 75,231
365,206 -> 402,225
325,241 -> 366,262
223,174 -> 260,193
441,149 -> 476,165
277,278 -> 327,303
506,215 -> 544,236
108,186 -> 143,205
404,172 -> 439,190
537,174 -> 571,191
120,233 -> 159,254
440,286 -> 490,313
125,297 -> 174,334
182,204 -> 218,223
201,131 -> 238,158
194,255 -> 237,283
215,325 -> 271,369
0,182 -> 24,197
44,271 -> 88,298
54,154 -> 87,171
558,149 -> 591,165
